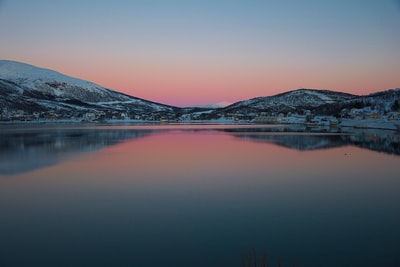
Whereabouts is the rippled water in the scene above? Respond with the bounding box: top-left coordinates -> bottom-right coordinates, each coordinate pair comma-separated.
1,124 -> 399,267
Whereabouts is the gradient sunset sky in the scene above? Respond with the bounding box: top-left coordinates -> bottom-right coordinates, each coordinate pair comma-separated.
1,0 -> 400,107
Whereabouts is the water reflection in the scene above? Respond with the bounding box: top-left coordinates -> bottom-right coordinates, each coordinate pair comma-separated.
1,125 -> 399,176
0,127 -> 154,175
222,126 -> 400,155
0,124 -> 399,267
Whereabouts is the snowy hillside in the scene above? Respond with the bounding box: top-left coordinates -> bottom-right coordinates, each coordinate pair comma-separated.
196,88 -> 399,123
1,60 -> 399,123
0,60 -> 177,121
225,89 -> 356,112
0,60 -> 105,93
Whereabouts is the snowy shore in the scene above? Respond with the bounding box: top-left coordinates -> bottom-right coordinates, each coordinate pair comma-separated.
1,118 -> 400,132
339,118 -> 400,131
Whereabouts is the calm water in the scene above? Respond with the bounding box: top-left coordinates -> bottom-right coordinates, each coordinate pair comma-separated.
1,124 -> 400,267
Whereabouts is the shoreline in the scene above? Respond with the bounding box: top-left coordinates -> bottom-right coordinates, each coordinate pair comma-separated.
1,118 -> 400,132
339,118 -> 399,131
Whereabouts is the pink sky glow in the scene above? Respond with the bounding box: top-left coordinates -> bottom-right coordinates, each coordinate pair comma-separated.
1,1 -> 399,107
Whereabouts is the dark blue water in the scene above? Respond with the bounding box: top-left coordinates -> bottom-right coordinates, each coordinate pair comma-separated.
1,125 -> 399,267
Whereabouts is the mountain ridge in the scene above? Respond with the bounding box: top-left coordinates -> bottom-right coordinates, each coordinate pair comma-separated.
1,60 -> 399,122
0,60 -> 177,107
0,60 -> 178,121
223,88 -> 357,111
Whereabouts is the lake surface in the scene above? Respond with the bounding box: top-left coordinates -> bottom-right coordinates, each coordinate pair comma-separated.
1,124 -> 400,267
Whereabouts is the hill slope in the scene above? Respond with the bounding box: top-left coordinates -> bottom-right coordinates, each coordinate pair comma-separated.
1,60 -> 399,122
223,89 -> 356,113
0,60 -> 177,120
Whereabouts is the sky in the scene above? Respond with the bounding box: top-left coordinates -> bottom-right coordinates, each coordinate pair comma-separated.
1,0 -> 400,107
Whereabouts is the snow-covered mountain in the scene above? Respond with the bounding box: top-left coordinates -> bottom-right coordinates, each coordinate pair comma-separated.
0,60 -> 177,120
223,89 -> 356,113
1,60 -> 399,122
192,88 -> 399,121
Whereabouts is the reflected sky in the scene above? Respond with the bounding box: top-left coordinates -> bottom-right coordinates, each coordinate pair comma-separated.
1,124 -> 399,176
0,125 -> 400,267
0,126 -> 155,175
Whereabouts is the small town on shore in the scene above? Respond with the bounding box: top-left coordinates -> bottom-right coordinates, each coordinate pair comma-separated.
2,105 -> 400,132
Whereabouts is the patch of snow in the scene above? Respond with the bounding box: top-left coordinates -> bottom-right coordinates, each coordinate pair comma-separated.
191,110 -> 215,115
0,60 -> 108,93
92,100 -> 141,105
302,90 -> 333,102
192,101 -> 233,108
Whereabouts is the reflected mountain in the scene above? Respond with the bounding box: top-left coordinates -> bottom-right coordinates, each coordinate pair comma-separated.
1,125 -> 399,176
344,130 -> 400,155
0,128 -> 155,175
232,133 -> 345,150
224,126 -> 400,156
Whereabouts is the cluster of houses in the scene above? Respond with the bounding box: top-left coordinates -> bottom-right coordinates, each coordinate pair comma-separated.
253,111 -> 336,125
0,107 -> 180,122
342,108 -> 400,120
252,107 -> 400,126
2,106 -> 400,125
0,109 -> 57,121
